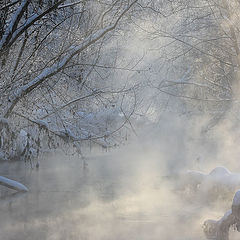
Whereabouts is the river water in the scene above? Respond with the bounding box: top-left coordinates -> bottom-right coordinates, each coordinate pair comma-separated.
0,152 -> 238,240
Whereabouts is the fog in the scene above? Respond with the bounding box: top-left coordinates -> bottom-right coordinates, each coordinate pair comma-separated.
1,2 -> 240,239
1,114 -> 240,240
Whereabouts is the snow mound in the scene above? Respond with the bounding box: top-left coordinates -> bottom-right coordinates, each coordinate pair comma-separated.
209,166 -> 231,177
0,176 -> 28,192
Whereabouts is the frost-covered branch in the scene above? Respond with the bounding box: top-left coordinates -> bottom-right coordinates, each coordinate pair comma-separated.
3,0 -> 138,118
154,86 -> 232,102
58,1 -> 83,9
4,0 -> 67,51
0,0 -> 67,54
0,0 -> 29,52
0,1 -> 21,11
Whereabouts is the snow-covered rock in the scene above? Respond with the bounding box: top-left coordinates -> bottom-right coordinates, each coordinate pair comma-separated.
203,219 -> 219,240
203,190 -> 240,239
177,170 -> 206,191
171,167 -> 240,199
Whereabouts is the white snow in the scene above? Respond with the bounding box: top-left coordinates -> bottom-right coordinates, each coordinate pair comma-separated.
184,170 -> 206,185
0,118 -> 9,126
232,190 -> 240,207
4,0 -> 138,117
176,166 -> 240,196
0,151 -> 6,161
57,128 -> 77,140
35,119 -> 48,129
58,1 -> 82,9
0,0 -> 28,49
220,209 -> 232,222
0,176 -> 28,192
209,166 -> 231,177
10,13 -> 39,44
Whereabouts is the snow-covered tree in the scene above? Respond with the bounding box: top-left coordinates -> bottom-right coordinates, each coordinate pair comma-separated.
0,0 -> 140,162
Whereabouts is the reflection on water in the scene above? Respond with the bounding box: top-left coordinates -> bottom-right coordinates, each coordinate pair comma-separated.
0,153 -> 236,240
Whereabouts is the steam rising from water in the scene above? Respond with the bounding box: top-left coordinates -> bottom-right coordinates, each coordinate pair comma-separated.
1,115 -> 240,240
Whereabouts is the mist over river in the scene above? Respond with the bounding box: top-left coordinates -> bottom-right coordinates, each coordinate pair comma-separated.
0,150 -> 239,240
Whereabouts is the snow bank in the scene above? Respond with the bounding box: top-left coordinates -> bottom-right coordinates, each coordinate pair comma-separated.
180,167 -> 240,191
0,176 -> 28,192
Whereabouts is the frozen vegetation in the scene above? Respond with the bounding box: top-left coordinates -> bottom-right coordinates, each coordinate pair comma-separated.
1,0 -> 240,239
173,167 -> 240,199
